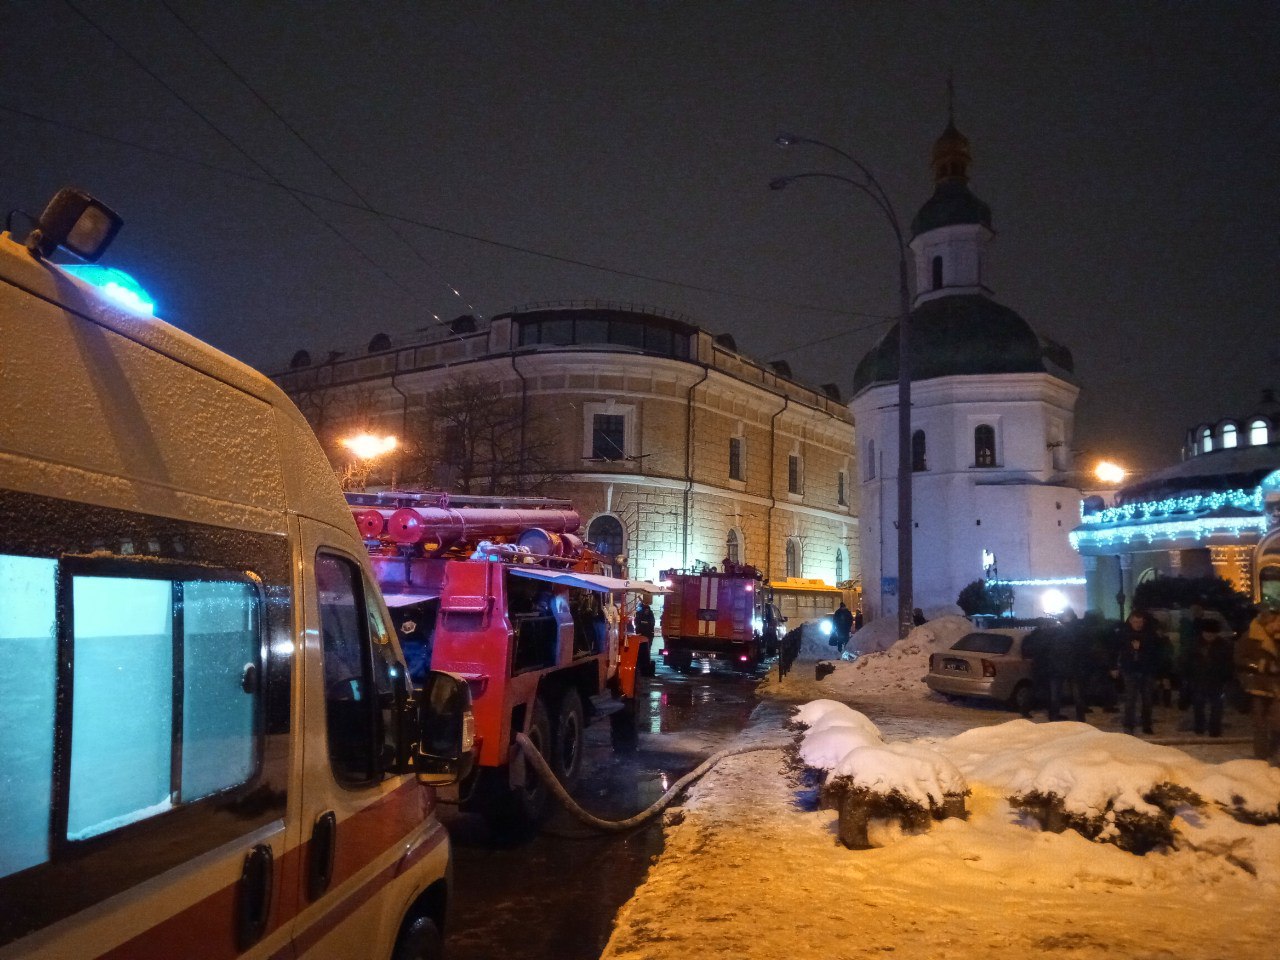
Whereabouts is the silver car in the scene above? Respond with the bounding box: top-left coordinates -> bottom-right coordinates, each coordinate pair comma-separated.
925,628 -> 1036,712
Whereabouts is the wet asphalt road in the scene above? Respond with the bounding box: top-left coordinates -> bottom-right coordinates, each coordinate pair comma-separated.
441,659 -> 760,960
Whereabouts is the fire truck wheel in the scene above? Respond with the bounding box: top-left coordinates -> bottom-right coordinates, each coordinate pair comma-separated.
392,915 -> 442,960
551,688 -> 585,789
516,697 -> 554,823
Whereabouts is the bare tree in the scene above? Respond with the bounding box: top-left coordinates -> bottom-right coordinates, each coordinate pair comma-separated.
425,375 -> 564,494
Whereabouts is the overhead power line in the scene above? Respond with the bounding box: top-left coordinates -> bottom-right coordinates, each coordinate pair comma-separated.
155,0 -> 476,319
62,0 -> 414,298
6,101 -> 888,322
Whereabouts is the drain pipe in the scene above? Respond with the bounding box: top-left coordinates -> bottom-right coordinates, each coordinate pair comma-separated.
389,372 -> 409,488
765,396 -> 790,579
681,365 -> 711,568
509,353 -> 529,479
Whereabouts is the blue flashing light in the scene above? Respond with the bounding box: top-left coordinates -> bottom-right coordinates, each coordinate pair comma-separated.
61,264 -> 155,316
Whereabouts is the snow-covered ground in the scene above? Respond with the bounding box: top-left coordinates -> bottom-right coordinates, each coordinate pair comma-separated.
600,617 -> 1280,959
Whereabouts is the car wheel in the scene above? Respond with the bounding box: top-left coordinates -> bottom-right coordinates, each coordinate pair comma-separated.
1009,682 -> 1034,715
393,915 -> 442,960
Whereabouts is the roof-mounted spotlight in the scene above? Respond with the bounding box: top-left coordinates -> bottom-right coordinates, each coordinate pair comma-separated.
25,187 -> 123,262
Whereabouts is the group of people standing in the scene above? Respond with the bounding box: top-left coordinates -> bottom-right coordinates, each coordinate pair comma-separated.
1021,601 -> 1280,762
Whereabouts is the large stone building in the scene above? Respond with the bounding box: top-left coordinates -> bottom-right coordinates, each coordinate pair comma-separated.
273,304 -> 858,593
1072,390 -> 1280,613
851,121 -> 1085,622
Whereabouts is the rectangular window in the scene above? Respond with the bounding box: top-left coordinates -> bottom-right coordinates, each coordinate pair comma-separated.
316,553 -> 403,785
837,470 -> 847,506
66,570 -> 260,844
729,437 -> 744,481
0,555 -> 57,878
592,414 -> 627,461
788,455 -> 802,495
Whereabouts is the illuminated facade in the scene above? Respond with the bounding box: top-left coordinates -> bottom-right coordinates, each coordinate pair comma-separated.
1072,392 -> 1280,612
851,121 -> 1085,622
272,304 -> 857,591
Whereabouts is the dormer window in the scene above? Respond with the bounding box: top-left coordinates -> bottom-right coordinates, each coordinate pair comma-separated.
1250,419 -> 1269,446
1200,427 -> 1213,454
1222,423 -> 1238,449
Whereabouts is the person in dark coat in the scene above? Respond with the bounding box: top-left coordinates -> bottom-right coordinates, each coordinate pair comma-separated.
854,608 -> 864,632
1117,609 -> 1165,735
832,602 -> 854,655
912,608 -> 926,627
633,597 -> 656,677
1181,617 -> 1235,737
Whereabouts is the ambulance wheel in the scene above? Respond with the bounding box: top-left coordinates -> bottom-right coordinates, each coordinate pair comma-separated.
392,915 -> 442,960
551,688 -> 585,789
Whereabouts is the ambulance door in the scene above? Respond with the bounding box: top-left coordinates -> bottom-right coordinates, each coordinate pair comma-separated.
290,519 -> 435,958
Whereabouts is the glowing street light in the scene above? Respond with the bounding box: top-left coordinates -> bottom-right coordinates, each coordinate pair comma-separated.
1094,460 -> 1126,485
342,433 -> 398,460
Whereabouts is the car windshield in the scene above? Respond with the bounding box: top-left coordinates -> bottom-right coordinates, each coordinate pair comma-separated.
951,632 -> 1014,655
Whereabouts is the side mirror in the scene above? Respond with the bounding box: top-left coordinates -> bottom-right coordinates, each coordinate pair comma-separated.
415,670 -> 475,786
26,187 -> 123,262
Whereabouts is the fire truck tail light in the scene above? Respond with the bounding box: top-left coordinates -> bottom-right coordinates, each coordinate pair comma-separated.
981,659 -> 997,678
660,648 -> 668,657
739,655 -> 749,662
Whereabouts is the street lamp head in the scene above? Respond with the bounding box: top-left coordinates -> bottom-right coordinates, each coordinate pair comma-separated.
774,133 -> 798,147
768,177 -> 792,191
342,432 -> 398,460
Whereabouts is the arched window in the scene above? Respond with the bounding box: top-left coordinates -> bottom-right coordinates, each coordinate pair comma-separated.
725,528 -> 741,566
1221,423 -> 1238,449
865,439 -> 876,479
974,424 -> 996,468
1200,427 -> 1213,454
931,256 -> 943,290
1250,419 -> 1270,446
785,539 -> 800,578
587,515 -> 625,574
911,429 -> 927,472
835,548 -> 845,584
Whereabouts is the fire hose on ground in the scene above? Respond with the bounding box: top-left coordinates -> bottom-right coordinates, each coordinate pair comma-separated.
515,731 -> 793,833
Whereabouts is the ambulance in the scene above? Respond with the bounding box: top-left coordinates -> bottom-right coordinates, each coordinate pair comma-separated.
0,189 -> 473,960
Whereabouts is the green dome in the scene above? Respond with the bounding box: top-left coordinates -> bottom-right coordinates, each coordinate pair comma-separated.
852,294 -> 1073,395
910,180 -> 993,237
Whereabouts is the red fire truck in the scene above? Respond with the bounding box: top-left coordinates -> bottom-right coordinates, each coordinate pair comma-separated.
348,490 -> 663,828
658,561 -> 771,671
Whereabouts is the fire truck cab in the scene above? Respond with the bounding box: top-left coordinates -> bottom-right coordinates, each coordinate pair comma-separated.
349,491 -> 666,828
0,192 -> 473,960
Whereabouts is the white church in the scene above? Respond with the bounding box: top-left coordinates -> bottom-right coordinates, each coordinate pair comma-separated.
851,120 -> 1086,622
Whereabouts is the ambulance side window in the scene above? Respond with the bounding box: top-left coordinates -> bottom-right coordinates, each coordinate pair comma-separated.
0,554 -> 262,880
317,552 -> 397,786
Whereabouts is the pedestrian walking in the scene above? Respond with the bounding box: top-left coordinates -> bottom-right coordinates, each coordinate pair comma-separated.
1117,609 -> 1164,735
1181,617 -> 1234,737
832,601 -> 853,655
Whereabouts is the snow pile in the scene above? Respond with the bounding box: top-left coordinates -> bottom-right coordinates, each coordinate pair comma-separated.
829,741 -> 967,809
603,695 -> 1280,960
792,703 -> 1280,858
945,719 -> 1280,824
796,701 -> 965,808
765,615 -> 983,705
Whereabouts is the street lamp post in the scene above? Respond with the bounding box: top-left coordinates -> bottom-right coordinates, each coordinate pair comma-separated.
772,134 -> 914,639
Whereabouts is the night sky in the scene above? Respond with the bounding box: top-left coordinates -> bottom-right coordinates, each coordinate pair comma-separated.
3,1 -> 1277,471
